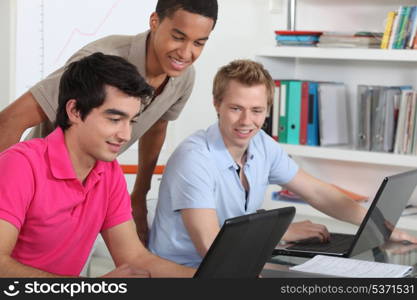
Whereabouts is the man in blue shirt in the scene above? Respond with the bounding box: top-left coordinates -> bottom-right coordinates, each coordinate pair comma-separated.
149,59 -> 417,267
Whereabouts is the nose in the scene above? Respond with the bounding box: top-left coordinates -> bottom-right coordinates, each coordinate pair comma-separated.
177,41 -> 193,61
239,109 -> 251,125
117,122 -> 132,143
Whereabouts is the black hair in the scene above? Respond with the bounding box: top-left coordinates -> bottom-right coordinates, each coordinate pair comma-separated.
55,52 -> 154,130
156,0 -> 218,29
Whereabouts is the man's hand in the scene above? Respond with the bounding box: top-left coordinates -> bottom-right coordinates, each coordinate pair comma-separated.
282,220 -> 330,243
101,264 -> 150,278
131,191 -> 149,246
389,227 -> 417,244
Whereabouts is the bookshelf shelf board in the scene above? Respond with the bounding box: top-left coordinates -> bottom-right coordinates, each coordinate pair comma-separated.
258,46 -> 417,62
280,144 -> 417,168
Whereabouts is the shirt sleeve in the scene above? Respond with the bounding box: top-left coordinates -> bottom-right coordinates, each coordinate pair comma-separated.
29,49 -> 96,122
263,133 -> 299,185
101,162 -> 133,231
0,150 -> 35,230
162,148 -> 216,211
160,67 -> 195,121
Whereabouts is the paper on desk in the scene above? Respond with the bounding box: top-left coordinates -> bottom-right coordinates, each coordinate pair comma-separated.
290,255 -> 413,277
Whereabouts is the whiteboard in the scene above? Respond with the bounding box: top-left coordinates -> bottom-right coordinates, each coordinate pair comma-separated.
15,0 -> 157,98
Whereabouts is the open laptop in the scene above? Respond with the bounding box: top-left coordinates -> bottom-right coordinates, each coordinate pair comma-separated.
273,169 -> 417,258
194,206 -> 295,278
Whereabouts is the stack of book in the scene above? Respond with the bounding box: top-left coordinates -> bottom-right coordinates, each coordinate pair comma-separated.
263,80 -> 349,147
381,6 -> 417,49
317,31 -> 382,48
274,30 -> 322,47
355,85 -> 417,154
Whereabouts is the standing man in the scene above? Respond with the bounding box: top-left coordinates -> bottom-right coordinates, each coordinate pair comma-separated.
0,52 -> 194,277
148,59 -> 417,267
0,0 -> 218,244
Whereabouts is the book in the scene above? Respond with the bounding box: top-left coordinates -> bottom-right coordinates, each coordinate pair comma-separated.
278,80 -> 289,143
274,30 -> 322,36
275,35 -> 319,42
299,81 -> 309,145
396,6 -> 412,49
318,32 -> 382,48
405,6 -> 417,49
286,81 -> 302,145
389,6 -> 403,49
356,85 -> 372,150
409,9 -> 417,48
272,81 -> 280,141
307,82 -> 320,146
318,83 -> 349,146
290,255 -> 413,278
370,86 -> 385,152
394,89 -> 414,154
381,11 -> 397,49
393,6 -> 410,49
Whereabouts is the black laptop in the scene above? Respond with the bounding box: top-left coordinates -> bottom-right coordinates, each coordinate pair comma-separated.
194,207 -> 295,278
273,169 -> 417,258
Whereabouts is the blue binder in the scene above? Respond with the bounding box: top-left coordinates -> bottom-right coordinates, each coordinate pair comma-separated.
286,81 -> 302,145
307,82 -> 319,146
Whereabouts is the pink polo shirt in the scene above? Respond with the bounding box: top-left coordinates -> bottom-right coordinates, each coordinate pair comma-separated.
0,127 -> 132,276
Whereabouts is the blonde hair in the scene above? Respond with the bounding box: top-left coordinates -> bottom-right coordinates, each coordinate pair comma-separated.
212,59 -> 275,107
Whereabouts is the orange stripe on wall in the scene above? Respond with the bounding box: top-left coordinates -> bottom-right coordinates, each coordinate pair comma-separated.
121,165 -> 165,175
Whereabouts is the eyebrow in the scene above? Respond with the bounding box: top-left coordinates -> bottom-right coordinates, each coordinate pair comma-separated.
229,104 -> 266,110
172,28 -> 209,41
104,109 -> 140,119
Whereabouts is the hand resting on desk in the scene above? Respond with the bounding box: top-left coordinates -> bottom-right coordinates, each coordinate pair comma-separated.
282,220 -> 330,243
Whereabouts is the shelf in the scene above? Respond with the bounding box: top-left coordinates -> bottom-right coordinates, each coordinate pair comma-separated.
280,144 -> 417,168
258,46 -> 417,62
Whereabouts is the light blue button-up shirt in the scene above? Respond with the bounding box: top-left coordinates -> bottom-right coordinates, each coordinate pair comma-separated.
149,122 -> 299,267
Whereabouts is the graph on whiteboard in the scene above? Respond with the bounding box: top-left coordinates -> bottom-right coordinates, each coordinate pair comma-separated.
15,0 -> 156,98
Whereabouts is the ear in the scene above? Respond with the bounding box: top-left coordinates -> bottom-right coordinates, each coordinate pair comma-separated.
149,12 -> 160,32
213,98 -> 221,114
66,99 -> 82,125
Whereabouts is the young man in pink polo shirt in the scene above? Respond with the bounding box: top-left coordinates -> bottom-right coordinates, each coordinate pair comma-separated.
0,52 -> 194,277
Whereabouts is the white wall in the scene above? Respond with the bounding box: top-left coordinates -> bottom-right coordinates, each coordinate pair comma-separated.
0,0 -> 15,110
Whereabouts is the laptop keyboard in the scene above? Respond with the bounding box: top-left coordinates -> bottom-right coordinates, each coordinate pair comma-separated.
287,233 -> 355,252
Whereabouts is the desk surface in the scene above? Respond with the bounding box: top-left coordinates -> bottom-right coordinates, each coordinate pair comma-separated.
263,241 -> 417,278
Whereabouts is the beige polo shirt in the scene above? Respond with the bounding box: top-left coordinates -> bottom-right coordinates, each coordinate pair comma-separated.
29,30 -> 195,153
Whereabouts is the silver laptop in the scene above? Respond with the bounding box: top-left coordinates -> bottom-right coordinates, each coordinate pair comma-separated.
273,169 -> 417,258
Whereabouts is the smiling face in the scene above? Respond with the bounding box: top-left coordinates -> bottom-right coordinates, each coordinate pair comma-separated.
67,85 -> 141,165
214,80 -> 268,153
148,9 -> 214,77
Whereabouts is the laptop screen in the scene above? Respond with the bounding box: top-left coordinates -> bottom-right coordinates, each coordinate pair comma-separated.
194,207 -> 295,278
349,169 -> 417,256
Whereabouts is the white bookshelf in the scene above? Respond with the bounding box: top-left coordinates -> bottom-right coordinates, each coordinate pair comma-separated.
281,144 -> 417,168
258,46 -> 417,62
258,45 -> 417,232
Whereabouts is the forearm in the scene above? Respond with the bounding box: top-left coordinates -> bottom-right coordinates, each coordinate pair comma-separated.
306,183 -> 367,225
0,91 -> 47,152
131,119 -> 168,206
130,252 -> 195,278
0,256 -> 72,278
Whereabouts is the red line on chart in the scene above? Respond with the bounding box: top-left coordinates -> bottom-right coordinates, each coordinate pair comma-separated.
53,0 -> 123,64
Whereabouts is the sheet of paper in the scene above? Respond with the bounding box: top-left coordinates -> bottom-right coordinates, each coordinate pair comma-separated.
290,255 -> 413,277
